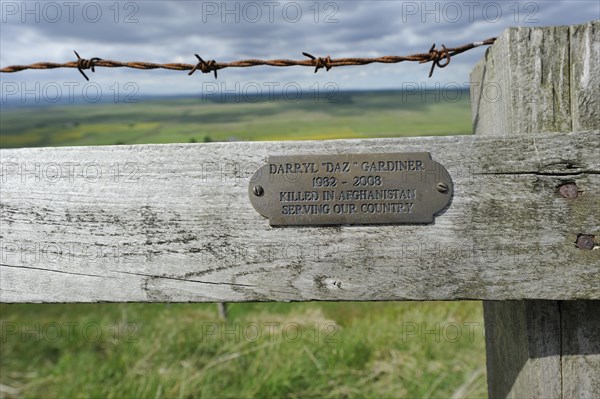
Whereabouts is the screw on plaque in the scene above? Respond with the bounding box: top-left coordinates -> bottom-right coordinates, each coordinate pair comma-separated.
437,182 -> 449,194
253,186 -> 264,197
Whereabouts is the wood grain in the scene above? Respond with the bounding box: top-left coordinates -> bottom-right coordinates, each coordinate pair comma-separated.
470,20 -> 600,136
471,21 -> 600,399
1,131 -> 598,303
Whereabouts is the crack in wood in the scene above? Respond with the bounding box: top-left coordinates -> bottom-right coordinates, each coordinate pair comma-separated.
1,264 -> 113,279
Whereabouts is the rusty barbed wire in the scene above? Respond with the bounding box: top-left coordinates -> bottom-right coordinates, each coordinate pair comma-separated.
0,38 -> 496,80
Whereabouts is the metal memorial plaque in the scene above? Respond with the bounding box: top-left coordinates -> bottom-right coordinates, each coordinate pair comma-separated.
248,153 -> 453,226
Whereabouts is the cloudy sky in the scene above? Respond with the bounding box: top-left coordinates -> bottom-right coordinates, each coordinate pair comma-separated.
1,0 -> 598,97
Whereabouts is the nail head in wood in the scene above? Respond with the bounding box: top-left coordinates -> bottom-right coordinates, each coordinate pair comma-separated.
559,183 -> 579,199
576,234 -> 595,250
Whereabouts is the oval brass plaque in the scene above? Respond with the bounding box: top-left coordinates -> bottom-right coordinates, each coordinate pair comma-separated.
249,153 -> 452,226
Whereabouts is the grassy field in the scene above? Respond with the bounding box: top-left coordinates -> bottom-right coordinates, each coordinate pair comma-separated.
0,90 -> 487,398
0,90 -> 472,148
1,302 -> 486,398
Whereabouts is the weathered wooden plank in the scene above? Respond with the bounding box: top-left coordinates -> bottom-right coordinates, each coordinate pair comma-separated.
483,300 -> 600,398
570,21 -> 600,132
483,301 -> 562,398
470,20 -> 600,135
472,21 -> 600,399
1,131 -> 598,303
561,300 -> 600,398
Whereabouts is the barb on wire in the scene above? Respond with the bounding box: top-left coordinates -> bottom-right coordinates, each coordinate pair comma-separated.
74,50 -> 102,81
422,44 -> 450,77
0,38 -> 496,80
188,54 -> 219,78
302,52 -> 333,73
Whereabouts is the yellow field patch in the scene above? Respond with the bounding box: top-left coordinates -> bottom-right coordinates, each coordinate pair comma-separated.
0,131 -> 43,147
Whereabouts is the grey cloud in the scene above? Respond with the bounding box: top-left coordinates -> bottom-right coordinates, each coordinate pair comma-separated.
1,0 -> 597,94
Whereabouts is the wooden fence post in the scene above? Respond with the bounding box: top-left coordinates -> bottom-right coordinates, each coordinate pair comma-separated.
470,21 -> 599,398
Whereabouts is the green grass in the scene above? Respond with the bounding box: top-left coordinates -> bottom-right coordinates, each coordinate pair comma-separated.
0,90 -> 472,148
0,90 -> 486,398
1,302 -> 486,398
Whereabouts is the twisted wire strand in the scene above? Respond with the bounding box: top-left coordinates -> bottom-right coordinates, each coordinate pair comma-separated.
0,38 -> 496,79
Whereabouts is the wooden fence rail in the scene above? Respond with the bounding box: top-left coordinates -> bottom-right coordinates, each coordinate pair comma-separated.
1,131 -> 598,303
